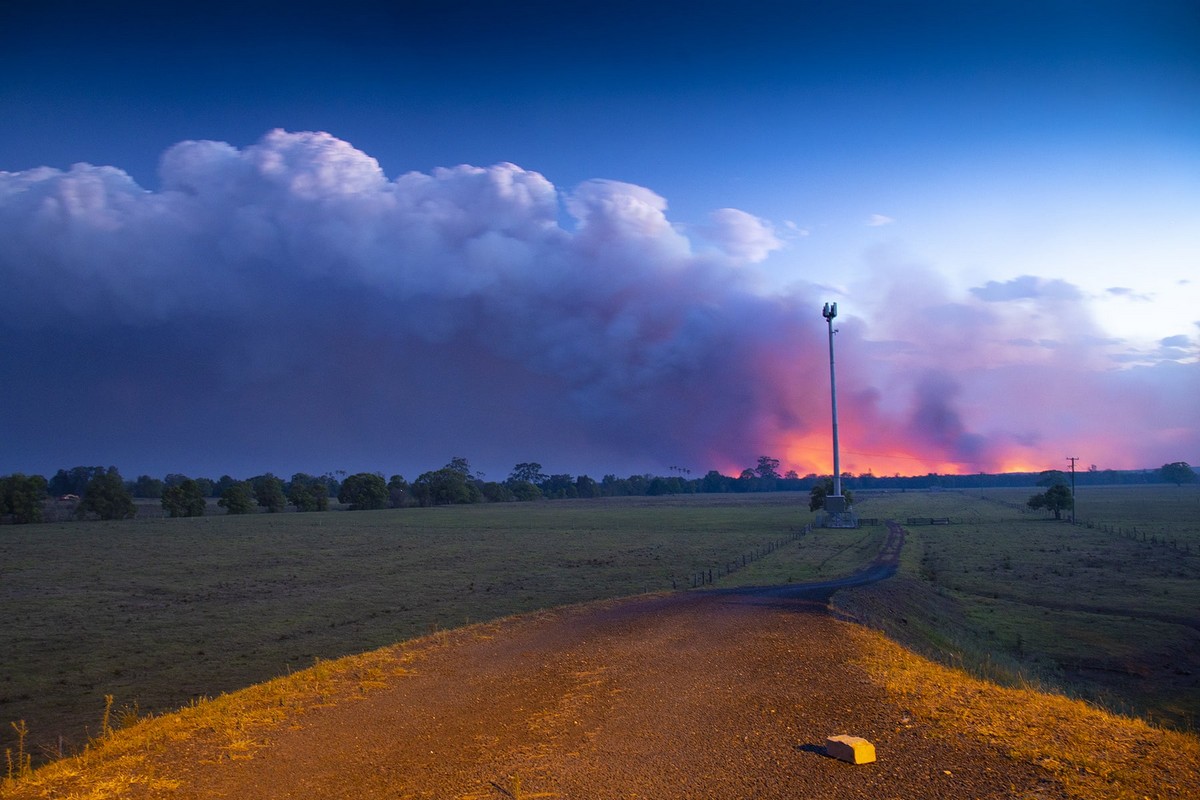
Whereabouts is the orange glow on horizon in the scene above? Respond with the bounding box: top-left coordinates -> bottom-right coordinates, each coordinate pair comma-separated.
781,431 -> 834,475
771,431 -> 1051,478
995,458 -> 1046,474
777,431 -> 969,477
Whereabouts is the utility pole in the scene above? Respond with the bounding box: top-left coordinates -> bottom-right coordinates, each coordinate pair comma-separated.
822,302 -> 844,511
1067,456 -> 1078,523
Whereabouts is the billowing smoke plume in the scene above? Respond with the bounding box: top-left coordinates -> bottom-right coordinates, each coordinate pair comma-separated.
1,130 -> 1195,478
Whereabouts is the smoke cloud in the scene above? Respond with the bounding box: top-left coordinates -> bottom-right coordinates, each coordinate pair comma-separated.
1,130 -> 1195,479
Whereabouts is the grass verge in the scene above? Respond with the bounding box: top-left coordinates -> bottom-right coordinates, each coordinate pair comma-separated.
840,487 -> 1200,729
851,624 -> 1200,800
0,617 -> 486,799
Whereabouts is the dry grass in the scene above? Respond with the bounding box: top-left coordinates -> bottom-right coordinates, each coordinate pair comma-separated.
0,633 -> 431,800
849,625 -> 1200,800
7,605 -> 1198,799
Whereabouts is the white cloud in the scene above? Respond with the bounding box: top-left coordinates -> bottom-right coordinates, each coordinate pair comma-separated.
867,213 -> 895,227
782,220 -> 811,238
698,208 -> 783,263
970,276 -> 1083,303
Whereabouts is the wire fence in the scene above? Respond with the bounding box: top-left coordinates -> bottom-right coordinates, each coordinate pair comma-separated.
684,525 -> 812,588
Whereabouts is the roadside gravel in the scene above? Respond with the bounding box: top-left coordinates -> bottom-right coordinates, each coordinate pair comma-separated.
161,586 -> 1066,799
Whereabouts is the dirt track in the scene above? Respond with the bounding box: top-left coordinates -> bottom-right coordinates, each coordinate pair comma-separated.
126,523 -> 1065,799
3,522 -> 1071,798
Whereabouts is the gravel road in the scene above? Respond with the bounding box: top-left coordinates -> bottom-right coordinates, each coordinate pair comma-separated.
26,522 -> 1067,799
163,581 -> 1065,798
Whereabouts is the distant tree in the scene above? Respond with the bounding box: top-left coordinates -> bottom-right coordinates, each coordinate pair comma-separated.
1036,470 -> 1069,487
288,473 -> 329,512
48,466 -> 105,497
387,475 -> 411,508
648,477 -> 684,495
700,470 -> 732,493
1,473 -> 48,523
808,481 -> 824,512
218,482 -> 256,515
446,457 -> 472,476
163,473 -> 190,488
411,462 -> 482,506
809,479 -> 854,512
338,473 -> 388,510
1159,461 -> 1197,486
755,456 -> 781,480
540,474 -> 578,499
601,474 -> 630,496
213,475 -> 239,497
76,467 -> 136,520
575,474 -> 600,499
132,475 -> 164,498
320,472 -> 341,499
626,474 -> 650,496
508,480 -> 542,501
251,473 -> 287,513
1027,483 -> 1073,520
780,472 -> 805,491
509,462 -> 546,485
193,477 -> 215,497
480,481 -> 515,503
162,479 -> 206,517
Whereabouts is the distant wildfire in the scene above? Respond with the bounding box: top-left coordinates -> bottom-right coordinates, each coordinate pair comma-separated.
0,130 -> 1195,478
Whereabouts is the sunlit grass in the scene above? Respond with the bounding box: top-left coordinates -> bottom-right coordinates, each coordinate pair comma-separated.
851,625 -> 1200,800
840,485 -> 1200,728
0,627 -> 439,799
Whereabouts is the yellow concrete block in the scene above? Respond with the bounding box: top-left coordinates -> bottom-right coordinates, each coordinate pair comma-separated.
825,734 -> 876,764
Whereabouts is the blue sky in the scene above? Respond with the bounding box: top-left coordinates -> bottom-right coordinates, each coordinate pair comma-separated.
1,0 -> 1197,481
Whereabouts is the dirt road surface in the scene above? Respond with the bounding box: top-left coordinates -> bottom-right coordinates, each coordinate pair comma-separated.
18,523 -> 1067,798
163,586 -> 1065,797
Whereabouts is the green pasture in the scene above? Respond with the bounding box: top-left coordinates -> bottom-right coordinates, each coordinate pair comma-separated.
714,522 -> 888,587
4,483 -> 1197,763
1,494 -> 812,759
975,483 -> 1200,543
838,485 -> 1200,728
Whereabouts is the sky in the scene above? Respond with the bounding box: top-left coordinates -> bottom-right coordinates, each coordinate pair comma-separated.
1,0 -> 1197,482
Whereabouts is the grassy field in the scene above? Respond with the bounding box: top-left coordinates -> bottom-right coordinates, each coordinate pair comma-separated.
4,484 -> 1197,767
834,485 -> 1200,729
1,493 -> 812,761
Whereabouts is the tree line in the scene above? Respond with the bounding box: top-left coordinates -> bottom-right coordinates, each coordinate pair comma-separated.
1,458 -> 1194,524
